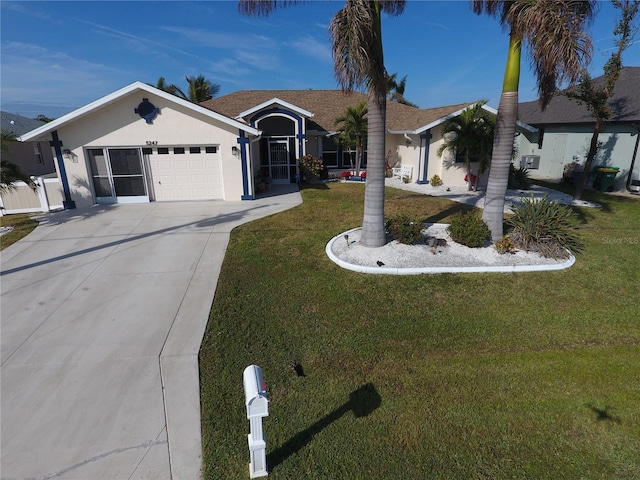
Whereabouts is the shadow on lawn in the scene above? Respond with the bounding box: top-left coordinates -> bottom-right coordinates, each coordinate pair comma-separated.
268,383 -> 381,471
587,404 -> 622,424
424,202 -> 476,224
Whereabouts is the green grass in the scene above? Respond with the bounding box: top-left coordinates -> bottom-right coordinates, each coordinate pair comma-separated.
199,183 -> 640,479
0,213 -> 38,250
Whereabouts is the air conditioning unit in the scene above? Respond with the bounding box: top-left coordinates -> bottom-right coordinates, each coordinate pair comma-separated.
521,155 -> 540,170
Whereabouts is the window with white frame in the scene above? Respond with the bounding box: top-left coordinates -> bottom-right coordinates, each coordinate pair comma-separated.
33,142 -> 44,165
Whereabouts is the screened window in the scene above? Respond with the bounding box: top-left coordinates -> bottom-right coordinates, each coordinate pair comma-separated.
322,136 -> 338,167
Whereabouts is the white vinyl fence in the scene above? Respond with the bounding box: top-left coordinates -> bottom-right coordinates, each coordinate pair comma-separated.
0,176 -> 64,216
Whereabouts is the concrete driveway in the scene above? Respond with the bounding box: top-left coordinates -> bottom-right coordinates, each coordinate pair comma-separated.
0,188 -> 301,480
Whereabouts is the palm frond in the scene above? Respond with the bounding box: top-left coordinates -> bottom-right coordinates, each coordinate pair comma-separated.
1,130 -> 17,157
238,0 -> 302,16
1,160 -> 36,194
510,0 -> 597,107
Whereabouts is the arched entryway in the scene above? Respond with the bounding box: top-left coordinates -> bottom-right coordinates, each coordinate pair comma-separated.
252,111 -> 305,185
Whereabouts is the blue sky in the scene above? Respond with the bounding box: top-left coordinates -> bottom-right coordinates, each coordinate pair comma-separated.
1,1 -> 638,119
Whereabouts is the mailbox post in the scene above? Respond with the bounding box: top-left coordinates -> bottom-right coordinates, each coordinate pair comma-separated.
243,365 -> 269,478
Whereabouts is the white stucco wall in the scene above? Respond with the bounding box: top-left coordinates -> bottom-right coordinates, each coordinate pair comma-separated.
388,126 -> 483,188
44,90 -> 250,208
517,123 -> 639,191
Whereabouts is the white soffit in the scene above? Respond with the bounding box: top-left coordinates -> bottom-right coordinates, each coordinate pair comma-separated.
237,98 -> 314,120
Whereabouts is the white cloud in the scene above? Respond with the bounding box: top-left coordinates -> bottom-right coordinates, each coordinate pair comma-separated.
77,19 -> 209,63
208,58 -> 253,78
159,26 -> 278,51
291,36 -> 332,63
0,42 -> 127,108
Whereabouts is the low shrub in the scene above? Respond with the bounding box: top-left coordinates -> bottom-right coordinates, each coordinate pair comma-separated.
447,212 -> 490,248
508,194 -> 582,259
385,214 -> 424,245
494,235 -> 517,254
508,164 -> 531,190
430,174 -> 443,186
298,154 -> 324,178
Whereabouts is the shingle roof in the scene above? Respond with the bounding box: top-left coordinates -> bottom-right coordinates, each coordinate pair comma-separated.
201,90 -> 474,133
1,111 -> 46,136
518,66 -> 640,125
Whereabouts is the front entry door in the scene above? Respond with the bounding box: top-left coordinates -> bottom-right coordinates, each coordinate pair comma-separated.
268,140 -> 290,184
88,148 -> 149,203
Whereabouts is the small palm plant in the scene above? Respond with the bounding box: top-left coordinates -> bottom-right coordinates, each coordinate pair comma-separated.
437,101 -> 494,191
334,101 -> 368,177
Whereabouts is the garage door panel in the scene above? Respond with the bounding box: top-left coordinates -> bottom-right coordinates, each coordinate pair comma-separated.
148,150 -> 222,201
188,160 -> 205,169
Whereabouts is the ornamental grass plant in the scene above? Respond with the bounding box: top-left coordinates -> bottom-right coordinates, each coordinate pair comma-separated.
508,193 -> 583,259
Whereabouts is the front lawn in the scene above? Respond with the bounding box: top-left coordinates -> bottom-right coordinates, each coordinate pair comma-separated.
200,183 -> 640,479
0,213 -> 38,250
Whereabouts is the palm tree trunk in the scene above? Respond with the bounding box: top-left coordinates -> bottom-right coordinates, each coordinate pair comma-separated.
482,32 -> 521,241
574,119 -> 601,200
360,90 -> 387,247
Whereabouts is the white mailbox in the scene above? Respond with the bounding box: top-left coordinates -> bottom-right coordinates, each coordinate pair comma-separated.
243,365 -> 269,478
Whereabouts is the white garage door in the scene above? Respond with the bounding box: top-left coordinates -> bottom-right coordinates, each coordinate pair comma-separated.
147,146 -> 223,201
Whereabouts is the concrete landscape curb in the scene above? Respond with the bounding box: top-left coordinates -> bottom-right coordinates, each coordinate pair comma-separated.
326,227 -> 576,275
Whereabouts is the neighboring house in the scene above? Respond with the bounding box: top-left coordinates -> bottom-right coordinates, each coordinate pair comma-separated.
516,66 -> 640,192
18,81 -> 535,209
1,112 -> 56,177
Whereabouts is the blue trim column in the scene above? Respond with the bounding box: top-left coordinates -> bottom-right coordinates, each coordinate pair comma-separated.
296,132 -> 306,158
49,130 -> 76,209
238,132 -> 253,200
417,131 -> 432,184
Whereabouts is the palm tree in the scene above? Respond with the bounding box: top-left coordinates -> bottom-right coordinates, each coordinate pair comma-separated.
472,0 -> 597,241
151,75 -> 220,103
437,101 -> 495,191
151,76 -> 187,99
387,73 -> 418,107
1,130 -> 36,194
240,0 -> 404,247
185,75 -> 220,103
334,101 -> 368,176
